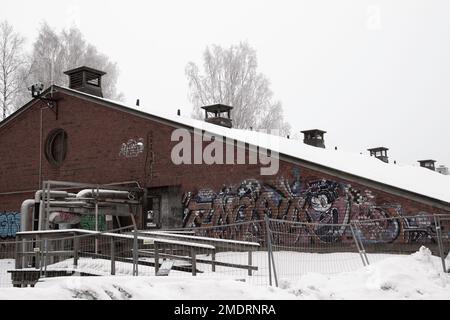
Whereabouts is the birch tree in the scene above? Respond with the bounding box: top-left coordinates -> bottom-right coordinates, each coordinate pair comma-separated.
186,42 -> 290,135
23,23 -> 123,102
0,21 -> 25,120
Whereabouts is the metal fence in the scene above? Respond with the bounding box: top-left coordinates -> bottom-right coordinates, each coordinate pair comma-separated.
0,213 -> 448,289
435,215 -> 450,273
351,213 -> 450,268
267,218 -> 367,285
135,220 -> 271,286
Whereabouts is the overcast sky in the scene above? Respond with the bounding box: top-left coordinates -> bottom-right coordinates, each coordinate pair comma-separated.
2,0 -> 450,168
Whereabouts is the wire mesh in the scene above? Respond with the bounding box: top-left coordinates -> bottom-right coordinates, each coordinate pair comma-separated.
268,218 -> 365,283
435,215 -> 450,272
1,213 -> 449,289
350,213 -> 450,265
0,241 -> 17,288
135,220 -> 270,286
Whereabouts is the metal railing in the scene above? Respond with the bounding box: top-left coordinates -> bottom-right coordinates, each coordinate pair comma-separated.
0,213 -> 449,288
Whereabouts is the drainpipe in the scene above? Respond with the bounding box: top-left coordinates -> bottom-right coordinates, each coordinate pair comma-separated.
20,199 -> 36,232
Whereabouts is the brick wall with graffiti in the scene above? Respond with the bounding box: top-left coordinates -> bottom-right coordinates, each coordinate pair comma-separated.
181,166 -> 444,245
0,212 -> 21,239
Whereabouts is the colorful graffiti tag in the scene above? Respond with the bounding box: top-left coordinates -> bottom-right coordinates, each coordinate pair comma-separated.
79,215 -> 106,231
182,176 -> 435,244
0,212 -> 21,239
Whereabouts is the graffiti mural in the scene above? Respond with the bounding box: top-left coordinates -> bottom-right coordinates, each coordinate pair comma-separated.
0,212 -> 21,239
119,138 -> 144,158
79,215 -> 106,231
182,175 -> 436,245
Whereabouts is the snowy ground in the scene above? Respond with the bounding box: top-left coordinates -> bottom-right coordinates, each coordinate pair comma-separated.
4,251 -> 386,287
0,259 -> 15,288
0,247 -> 448,299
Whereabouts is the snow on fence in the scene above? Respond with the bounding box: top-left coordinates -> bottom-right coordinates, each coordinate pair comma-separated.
0,214 -> 449,288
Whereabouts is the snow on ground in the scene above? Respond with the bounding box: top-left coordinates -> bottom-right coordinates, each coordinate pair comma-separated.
40,251 -> 394,287
280,247 -> 450,300
0,247 -> 448,300
0,260 -> 14,288
47,257 -> 153,276
0,275 -> 294,300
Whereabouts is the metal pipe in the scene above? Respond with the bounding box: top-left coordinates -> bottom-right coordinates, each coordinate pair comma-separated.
47,207 -> 134,217
34,190 -> 68,202
36,190 -> 69,231
20,199 -> 35,232
29,187 -> 139,229
76,189 -> 132,199
45,201 -> 89,207
0,180 -> 142,196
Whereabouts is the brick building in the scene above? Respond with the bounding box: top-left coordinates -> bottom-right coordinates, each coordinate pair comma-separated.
1,66 -> 449,244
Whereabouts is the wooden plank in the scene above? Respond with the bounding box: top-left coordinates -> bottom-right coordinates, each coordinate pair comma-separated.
139,231 -> 260,250
21,251 -> 75,256
138,250 -> 258,271
156,259 -> 174,276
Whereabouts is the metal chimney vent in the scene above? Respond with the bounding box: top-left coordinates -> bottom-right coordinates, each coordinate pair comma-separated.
368,147 -> 389,163
418,159 -> 436,171
301,129 -> 326,148
201,104 -> 233,128
64,66 -> 106,98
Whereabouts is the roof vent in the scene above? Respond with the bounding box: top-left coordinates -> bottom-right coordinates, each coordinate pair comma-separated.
64,66 -> 106,98
436,165 -> 449,175
418,159 -> 436,171
368,147 -> 389,163
202,104 -> 233,128
301,129 -> 326,148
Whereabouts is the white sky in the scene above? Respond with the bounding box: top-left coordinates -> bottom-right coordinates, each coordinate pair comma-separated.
2,0 -> 450,168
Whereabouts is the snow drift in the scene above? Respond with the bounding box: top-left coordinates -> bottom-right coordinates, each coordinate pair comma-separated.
0,246 -> 448,300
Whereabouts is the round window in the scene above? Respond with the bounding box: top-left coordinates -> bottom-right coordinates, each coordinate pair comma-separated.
45,129 -> 68,166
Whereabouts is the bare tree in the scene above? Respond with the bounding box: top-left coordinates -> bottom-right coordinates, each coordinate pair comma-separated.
186,42 -> 290,135
0,21 -> 25,120
22,23 -> 123,103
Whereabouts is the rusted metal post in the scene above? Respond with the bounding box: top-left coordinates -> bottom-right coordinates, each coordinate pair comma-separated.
35,235 -> 41,270
154,242 -> 159,275
110,237 -> 116,275
15,235 -> 23,269
248,251 -> 253,276
73,234 -> 79,268
191,248 -> 197,276
133,227 -> 138,276
211,250 -> 216,272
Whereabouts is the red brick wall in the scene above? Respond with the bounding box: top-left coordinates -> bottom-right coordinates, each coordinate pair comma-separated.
0,91 -> 448,242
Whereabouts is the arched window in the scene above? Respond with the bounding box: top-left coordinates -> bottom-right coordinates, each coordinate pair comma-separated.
45,129 -> 68,166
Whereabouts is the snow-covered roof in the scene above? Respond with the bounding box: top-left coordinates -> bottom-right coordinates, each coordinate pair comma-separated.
17,85 -> 450,205
162,111 -> 450,205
